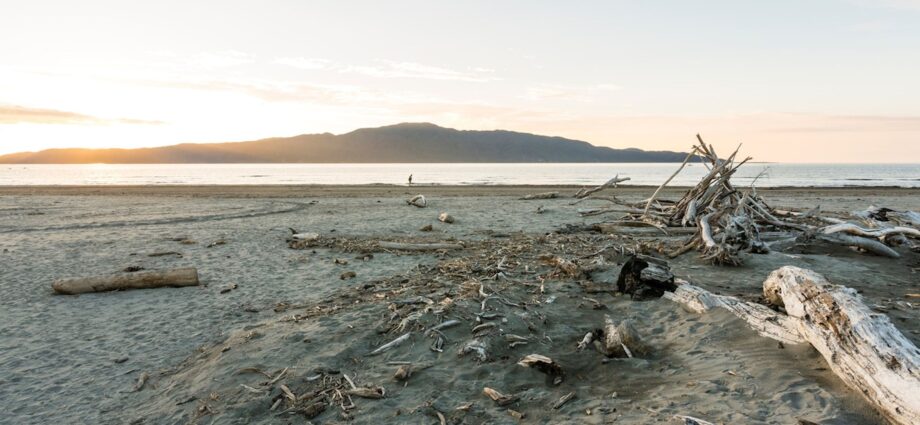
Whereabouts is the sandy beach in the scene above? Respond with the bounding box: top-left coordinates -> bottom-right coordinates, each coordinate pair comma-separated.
1,185 -> 918,425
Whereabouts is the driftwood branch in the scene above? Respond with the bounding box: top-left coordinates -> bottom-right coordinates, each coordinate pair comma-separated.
762,266 -> 920,425
52,268 -> 200,295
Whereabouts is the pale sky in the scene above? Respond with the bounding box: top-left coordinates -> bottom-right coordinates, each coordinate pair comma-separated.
2,0 -> 919,162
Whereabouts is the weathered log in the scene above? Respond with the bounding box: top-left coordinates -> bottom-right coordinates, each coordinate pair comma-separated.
763,266 -> 920,425
821,223 -> 920,239
52,268 -> 200,295
818,233 -> 900,258
616,255 -> 676,298
662,280 -> 805,345
378,242 -> 463,251
520,192 -> 559,200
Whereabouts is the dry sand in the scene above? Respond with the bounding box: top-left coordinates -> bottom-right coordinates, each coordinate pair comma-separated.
0,185 -> 917,425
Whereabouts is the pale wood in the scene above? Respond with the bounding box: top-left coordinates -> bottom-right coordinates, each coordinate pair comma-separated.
643,146 -> 698,217
52,268 -> 199,295
663,279 -> 805,345
575,175 -> 631,199
762,266 -> 920,425
519,192 -> 559,200
378,241 -> 463,251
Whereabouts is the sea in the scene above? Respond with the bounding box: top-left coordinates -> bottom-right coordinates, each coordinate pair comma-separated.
0,163 -> 918,187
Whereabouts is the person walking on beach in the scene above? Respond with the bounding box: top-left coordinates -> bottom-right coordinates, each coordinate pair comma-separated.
408,174 -> 413,185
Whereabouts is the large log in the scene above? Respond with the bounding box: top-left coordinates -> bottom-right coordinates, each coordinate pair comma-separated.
763,266 -> 920,425
52,268 -> 200,295
663,280 -> 805,345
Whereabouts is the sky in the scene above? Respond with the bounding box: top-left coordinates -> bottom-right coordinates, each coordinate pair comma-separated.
1,0 -> 919,162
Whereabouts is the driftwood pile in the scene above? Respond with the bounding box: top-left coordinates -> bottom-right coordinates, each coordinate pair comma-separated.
580,135 -> 920,265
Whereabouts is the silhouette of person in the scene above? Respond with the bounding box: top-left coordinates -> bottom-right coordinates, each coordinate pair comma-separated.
408,174 -> 413,185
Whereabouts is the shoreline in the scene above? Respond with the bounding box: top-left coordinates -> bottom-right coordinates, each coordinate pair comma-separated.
3,184 -> 920,198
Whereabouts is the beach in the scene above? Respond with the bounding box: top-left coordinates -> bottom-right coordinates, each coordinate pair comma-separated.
1,185 -> 918,424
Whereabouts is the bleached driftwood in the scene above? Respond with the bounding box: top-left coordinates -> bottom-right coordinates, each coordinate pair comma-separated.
406,194 -> 427,208
600,316 -> 646,358
520,192 -> 559,200
52,268 -> 200,295
574,175 -> 630,199
762,266 -> 920,425
378,242 -> 464,251
818,233 -> 900,258
643,147 -> 699,217
663,280 -> 805,345
821,223 -> 920,239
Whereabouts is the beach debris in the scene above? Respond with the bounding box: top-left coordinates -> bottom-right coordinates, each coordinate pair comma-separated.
574,174 -> 630,199
576,332 -> 594,351
552,391 -> 576,409
517,354 -> 564,385
334,258 -> 348,265
599,317 -> 646,358
206,239 -> 227,248
393,364 -> 412,381
147,251 -> 182,257
288,232 -> 320,249
122,265 -> 145,273
458,339 -> 489,362
340,271 -> 356,280
345,386 -> 386,399
520,192 -> 558,200
52,267 -> 200,295
420,224 -> 433,232
132,372 -> 150,392
539,254 -> 579,277
483,387 -> 519,406
438,212 -> 455,223
673,414 -> 716,425
508,409 -> 525,419
761,266 -> 920,425
378,241 -> 463,251
425,319 -> 461,336
407,194 -> 428,208
616,255 -> 676,298
664,279 -> 804,345
219,283 -> 238,294
367,332 -> 411,356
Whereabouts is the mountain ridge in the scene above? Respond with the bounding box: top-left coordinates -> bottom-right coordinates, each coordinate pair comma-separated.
0,122 -> 690,163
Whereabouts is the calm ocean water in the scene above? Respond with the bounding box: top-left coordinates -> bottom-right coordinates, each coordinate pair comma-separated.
0,163 -> 918,187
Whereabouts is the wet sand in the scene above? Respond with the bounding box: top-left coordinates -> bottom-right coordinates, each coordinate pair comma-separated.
0,185 -> 917,424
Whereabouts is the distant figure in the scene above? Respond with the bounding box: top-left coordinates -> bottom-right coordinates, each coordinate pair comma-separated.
408,174 -> 413,185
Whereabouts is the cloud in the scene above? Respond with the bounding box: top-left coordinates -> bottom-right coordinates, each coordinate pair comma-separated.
275,57 -> 498,82
190,50 -> 254,68
523,83 -> 620,102
273,57 -> 334,70
0,105 -> 164,125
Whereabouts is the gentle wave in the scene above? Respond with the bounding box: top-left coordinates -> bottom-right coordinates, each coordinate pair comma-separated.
0,163 -> 918,187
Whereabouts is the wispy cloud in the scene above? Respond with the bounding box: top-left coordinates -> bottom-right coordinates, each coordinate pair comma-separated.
0,105 -> 164,125
190,50 -> 254,68
274,57 -> 498,82
523,83 -> 621,102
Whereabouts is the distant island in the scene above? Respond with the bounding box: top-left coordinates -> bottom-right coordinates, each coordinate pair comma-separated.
0,122 -> 690,163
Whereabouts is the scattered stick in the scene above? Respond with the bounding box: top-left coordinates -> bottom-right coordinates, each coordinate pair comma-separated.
367,333 -> 411,356
378,242 -> 464,251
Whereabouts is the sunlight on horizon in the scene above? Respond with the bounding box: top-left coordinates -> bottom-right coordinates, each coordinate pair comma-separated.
2,0 -> 920,162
